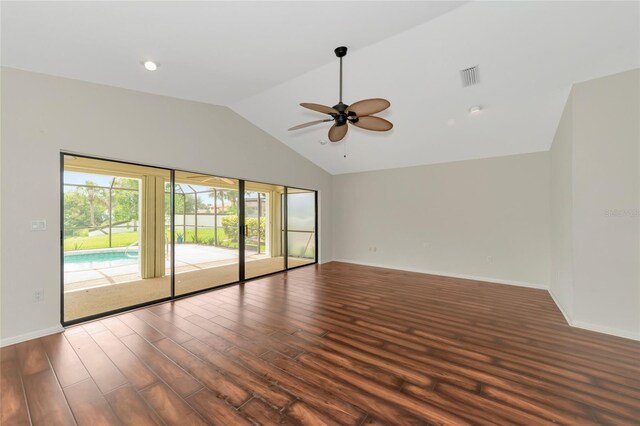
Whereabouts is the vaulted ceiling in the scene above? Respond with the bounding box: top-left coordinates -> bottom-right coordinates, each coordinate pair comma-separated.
3,1 -> 638,174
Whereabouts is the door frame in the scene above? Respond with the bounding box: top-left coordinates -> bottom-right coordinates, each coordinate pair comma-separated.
60,151 -> 319,326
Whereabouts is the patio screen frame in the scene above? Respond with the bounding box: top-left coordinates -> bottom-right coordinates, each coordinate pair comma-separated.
60,152 -> 319,326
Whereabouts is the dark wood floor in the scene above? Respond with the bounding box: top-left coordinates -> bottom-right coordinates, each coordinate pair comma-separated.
2,262 -> 639,425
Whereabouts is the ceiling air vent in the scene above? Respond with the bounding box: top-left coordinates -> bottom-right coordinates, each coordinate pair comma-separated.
460,65 -> 479,87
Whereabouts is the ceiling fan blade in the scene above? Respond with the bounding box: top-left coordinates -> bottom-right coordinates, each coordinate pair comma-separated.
288,119 -> 333,131
300,103 -> 339,115
328,123 -> 348,142
351,116 -> 393,132
346,98 -> 390,116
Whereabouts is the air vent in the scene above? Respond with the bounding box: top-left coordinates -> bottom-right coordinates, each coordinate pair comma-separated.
460,65 -> 479,87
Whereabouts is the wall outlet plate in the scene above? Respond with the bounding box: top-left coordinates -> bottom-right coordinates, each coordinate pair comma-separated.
31,220 -> 46,231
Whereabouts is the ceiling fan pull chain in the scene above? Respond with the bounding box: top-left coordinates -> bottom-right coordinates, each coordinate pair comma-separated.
344,140 -> 347,158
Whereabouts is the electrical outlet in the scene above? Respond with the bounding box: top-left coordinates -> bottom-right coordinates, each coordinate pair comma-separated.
34,288 -> 44,302
31,220 -> 46,231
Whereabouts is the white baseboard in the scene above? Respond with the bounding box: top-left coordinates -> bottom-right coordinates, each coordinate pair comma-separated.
330,259 -> 548,290
548,289 -> 639,341
570,320 -> 640,341
548,289 -> 572,325
1,324 -> 64,347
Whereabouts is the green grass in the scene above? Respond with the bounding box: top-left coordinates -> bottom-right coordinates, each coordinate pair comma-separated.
173,228 -> 233,246
64,231 -> 139,251
64,228 -> 265,252
174,228 -> 264,251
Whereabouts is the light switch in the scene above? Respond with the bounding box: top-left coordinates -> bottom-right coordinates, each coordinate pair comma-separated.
31,220 -> 46,231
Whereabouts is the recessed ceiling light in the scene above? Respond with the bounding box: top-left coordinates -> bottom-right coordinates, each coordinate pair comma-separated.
143,61 -> 158,71
469,105 -> 482,115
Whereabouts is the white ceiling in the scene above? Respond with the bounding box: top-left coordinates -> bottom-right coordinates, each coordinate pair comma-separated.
1,1 -> 464,105
234,1 -> 640,174
3,1 -> 639,175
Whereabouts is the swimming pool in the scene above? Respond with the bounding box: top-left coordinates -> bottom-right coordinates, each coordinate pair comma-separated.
64,249 -> 138,271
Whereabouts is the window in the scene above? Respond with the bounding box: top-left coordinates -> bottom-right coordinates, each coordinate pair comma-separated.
61,153 -> 318,324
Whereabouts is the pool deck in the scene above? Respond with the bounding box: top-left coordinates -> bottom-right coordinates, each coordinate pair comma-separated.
64,244 -> 256,290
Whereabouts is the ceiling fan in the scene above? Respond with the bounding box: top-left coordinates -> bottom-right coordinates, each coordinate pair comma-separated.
288,46 -> 393,143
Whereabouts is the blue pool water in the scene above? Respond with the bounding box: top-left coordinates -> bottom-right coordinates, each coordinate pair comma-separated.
64,250 -> 138,264
64,249 -> 138,271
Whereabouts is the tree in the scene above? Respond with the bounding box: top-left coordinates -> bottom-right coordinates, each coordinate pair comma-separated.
112,178 -> 139,224
75,181 -> 108,229
218,190 -> 238,214
64,191 -> 90,236
217,190 -> 225,212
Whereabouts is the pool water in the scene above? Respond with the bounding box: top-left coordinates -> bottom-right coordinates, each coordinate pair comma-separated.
64,250 -> 138,271
65,250 -> 138,263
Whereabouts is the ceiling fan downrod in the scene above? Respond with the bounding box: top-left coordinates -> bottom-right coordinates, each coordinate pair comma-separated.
335,46 -> 347,104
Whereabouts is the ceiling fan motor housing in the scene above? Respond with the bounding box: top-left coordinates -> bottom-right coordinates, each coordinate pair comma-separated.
332,101 -> 350,125
333,113 -> 359,126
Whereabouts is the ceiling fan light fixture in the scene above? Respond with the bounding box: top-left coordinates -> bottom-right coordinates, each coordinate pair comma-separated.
469,105 -> 483,115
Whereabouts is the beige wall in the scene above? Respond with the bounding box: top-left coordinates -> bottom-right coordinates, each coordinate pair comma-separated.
550,68 -> 640,340
0,68 -> 333,345
572,69 -> 639,338
332,152 -> 550,288
549,91 -> 574,318
2,66 -> 637,345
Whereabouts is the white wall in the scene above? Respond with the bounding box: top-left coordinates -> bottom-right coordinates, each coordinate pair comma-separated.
549,91 -> 574,318
572,69 -> 639,338
550,68 -> 640,340
3,66 -> 637,345
0,68 -> 333,345
332,152 -> 550,288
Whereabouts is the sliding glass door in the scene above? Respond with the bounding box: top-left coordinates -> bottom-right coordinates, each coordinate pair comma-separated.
63,155 -> 171,322
173,171 -> 240,295
62,153 -> 318,325
244,182 -> 285,279
287,188 -> 317,267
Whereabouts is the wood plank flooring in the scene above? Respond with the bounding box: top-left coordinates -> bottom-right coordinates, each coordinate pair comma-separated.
2,261 -> 639,425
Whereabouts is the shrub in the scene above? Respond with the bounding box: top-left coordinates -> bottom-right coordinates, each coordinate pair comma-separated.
221,215 -> 239,242
221,215 -> 265,243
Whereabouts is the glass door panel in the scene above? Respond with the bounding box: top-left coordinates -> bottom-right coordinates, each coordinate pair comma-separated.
287,188 -> 316,267
174,171 -> 239,295
63,154 -> 319,324
245,182 -> 285,279
63,155 -> 171,322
